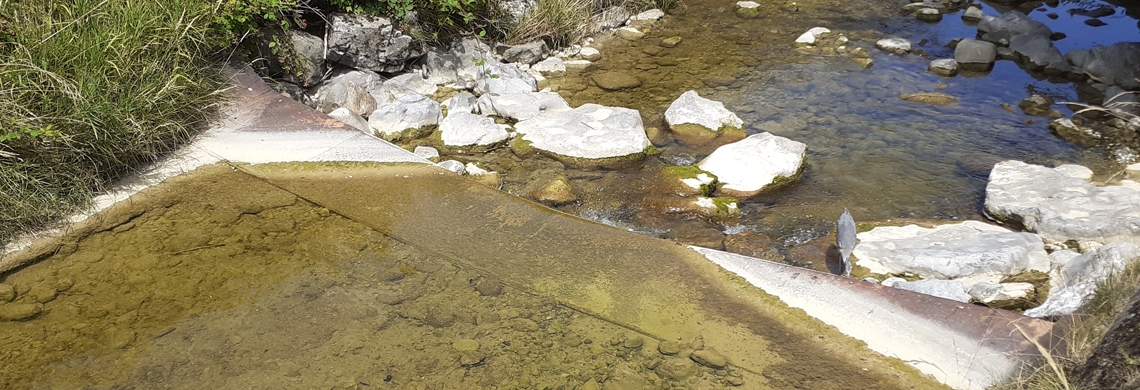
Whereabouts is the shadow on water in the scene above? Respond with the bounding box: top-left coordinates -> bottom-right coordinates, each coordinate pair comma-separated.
0,163 -> 947,389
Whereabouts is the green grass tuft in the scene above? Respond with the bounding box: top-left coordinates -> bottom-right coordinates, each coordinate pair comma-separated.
0,0 -> 227,244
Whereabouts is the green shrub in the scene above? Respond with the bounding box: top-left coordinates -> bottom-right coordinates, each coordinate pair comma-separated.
0,0 -> 226,244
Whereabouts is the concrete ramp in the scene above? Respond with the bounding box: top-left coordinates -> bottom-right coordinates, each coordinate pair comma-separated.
693,247 -> 1055,390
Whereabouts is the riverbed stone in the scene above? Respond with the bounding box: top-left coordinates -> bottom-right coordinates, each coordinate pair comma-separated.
530,176 -> 579,206
977,11 -> 1052,45
439,111 -> 510,149
698,133 -> 807,199
853,221 -> 1050,280
578,47 -> 601,61
368,94 -> 441,141
658,165 -> 718,197
477,91 -> 570,121
795,27 -> 830,45
1066,42 -> 1140,90
961,6 -> 984,23
0,303 -> 42,321
438,160 -> 466,174
954,39 -> 997,70
592,71 -> 642,91
1025,243 -> 1140,317
661,36 -> 683,48
514,104 -> 652,166
900,92 -> 957,105
646,196 -> 740,219
0,284 -> 14,302
690,349 -> 728,368
1019,94 -> 1054,116
985,161 -> 1140,246
665,90 -> 746,145
594,6 -> 630,31
327,107 -> 370,132
928,59 -> 959,77
1009,34 -> 1069,74
617,27 -> 645,40
326,13 -> 424,73
452,339 -> 479,352
875,37 -> 911,54
656,357 -> 698,380
890,279 -> 970,302
916,8 -> 942,22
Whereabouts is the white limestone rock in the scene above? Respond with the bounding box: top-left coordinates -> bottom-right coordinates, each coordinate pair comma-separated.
891,279 -> 970,303
578,47 -> 602,61
439,111 -> 510,148
967,282 -> 1035,304
962,6 -> 985,23
697,133 -> 807,198
368,94 -> 441,141
442,92 -> 479,115
736,1 -> 759,9
438,160 -> 466,174
311,77 -> 377,116
477,91 -> 570,121
928,58 -> 959,77
327,107 -> 370,132
474,62 -> 537,95
984,160 -> 1140,245
1025,243 -> 1140,317
665,90 -> 744,143
632,8 -> 665,21
616,27 -> 645,40
795,27 -> 831,45
530,57 -> 566,77
852,221 -> 1051,280
373,73 -> 438,107
413,146 -> 440,162
514,104 -> 651,165
876,37 -> 912,54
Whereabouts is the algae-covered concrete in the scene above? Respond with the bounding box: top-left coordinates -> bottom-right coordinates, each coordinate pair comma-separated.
0,162 -> 946,389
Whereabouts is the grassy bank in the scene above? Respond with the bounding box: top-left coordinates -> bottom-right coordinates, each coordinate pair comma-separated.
0,0 -> 227,244
996,259 -> 1140,390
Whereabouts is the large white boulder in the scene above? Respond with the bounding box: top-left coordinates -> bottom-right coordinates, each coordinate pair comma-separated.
474,62 -> 537,95
795,27 -> 830,45
665,90 -> 745,145
513,104 -> 651,165
442,92 -> 478,115
310,76 -> 377,116
984,160 -> 1140,246
327,107 -> 370,132
439,111 -> 510,148
1025,243 -> 1140,317
368,94 -> 441,141
876,37 -> 912,54
697,133 -> 806,198
853,221 -> 1050,280
373,73 -> 438,107
477,91 -> 570,121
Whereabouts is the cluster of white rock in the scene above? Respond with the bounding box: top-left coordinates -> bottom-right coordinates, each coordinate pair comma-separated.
852,160 -> 1140,317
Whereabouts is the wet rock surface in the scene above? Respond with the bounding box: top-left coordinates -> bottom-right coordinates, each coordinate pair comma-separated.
853,221 -> 1050,280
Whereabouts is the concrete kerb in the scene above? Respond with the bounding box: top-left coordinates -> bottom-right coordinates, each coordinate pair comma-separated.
691,246 -> 1056,390
0,64 -> 431,273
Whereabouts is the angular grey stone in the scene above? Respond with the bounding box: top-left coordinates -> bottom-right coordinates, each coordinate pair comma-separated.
891,279 -> 970,303
928,58 -> 959,77
287,30 -> 325,87
977,11 -> 1052,43
697,133 -> 807,198
514,104 -> 651,162
876,37 -> 912,54
632,8 -> 665,21
967,282 -> 1034,304
326,14 -> 425,73
438,160 -> 466,174
1009,34 -> 1070,74
252,29 -> 325,87
442,92 -> 479,115
985,160 -> 1140,245
961,6 -> 984,23
413,146 -> 440,161
853,221 -> 1051,280
1066,42 -> 1140,90
1019,94 -> 1054,116
498,40 -> 548,65
327,107 -> 370,132
477,91 -> 570,121
311,78 -> 376,117
954,39 -> 997,69
594,6 -> 630,31
439,112 -> 511,147
367,94 -> 441,141
1025,243 -> 1140,317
